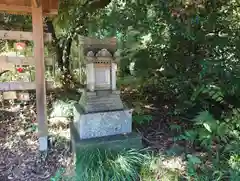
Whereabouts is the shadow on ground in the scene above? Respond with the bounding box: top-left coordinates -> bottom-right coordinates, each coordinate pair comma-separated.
0,90 -> 77,181
0,87 -> 187,181
0,112 -> 73,181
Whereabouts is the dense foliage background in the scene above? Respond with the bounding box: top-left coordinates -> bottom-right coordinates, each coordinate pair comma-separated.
1,0 -> 240,180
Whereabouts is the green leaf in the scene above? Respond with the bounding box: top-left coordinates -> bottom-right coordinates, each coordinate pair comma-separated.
203,122 -> 212,132
187,154 -> 202,165
193,111 -> 215,123
190,85 -> 205,101
212,93 -> 221,100
216,97 -> 223,102
217,123 -> 227,135
198,128 -> 211,140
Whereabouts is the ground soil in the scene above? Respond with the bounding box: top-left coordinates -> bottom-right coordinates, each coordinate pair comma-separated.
0,89 -> 184,181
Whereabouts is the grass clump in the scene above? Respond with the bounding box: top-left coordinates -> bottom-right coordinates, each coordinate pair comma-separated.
70,148 -> 183,181
75,148 -> 148,181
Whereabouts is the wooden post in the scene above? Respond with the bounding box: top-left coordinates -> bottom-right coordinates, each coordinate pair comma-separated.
32,2 -> 48,151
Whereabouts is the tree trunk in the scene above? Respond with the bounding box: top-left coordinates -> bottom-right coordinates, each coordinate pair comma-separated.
47,20 -> 74,87
62,37 -> 73,87
47,21 -> 64,72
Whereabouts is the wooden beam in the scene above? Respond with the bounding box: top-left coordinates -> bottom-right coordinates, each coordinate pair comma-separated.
0,4 -> 58,16
32,0 -> 40,8
2,91 -> 17,100
0,62 -> 15,71
0,56 -> 53,66
0,4 -> 32,14
0,81 -> 54,91
0,30 -> 52,42
32,3 -> 48,151
1,92 -> 30,101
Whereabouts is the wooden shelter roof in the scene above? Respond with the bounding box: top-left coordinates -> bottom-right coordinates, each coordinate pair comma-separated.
0,0 -> 58,16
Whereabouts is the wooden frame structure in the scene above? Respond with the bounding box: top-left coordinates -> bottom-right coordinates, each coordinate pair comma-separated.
0,0 -> 59,151
0,56 -> 53,69
0,30 -> 52,42
0,0 -> 58,16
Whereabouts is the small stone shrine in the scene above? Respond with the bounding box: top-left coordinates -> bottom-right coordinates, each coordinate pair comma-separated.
71,36 -> 142,152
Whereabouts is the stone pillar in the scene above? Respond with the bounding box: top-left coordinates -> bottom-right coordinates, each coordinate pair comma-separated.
86,51 -> 95,91
111,62 -> 117,90
112,50 -> 120,91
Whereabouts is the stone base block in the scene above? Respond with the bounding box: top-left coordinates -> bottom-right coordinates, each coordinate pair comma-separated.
79,90 -> 125,113
70,122 -> 142,154
73,105 -> 132,139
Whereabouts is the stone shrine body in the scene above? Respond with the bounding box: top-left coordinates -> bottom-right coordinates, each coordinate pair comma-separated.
73,37 -> 133,140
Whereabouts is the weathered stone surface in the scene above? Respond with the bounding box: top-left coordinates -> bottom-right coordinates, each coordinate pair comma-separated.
70,122 -> 142,152
95,90 -> 113,96
73,104 -> 132,139
79,90 -> 124,113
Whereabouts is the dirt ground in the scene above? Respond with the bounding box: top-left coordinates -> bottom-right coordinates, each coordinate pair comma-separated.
0,90 -> 182,181
0,92 -> 74,181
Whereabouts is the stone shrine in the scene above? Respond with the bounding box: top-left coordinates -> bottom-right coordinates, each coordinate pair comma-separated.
71,36 -> 142,152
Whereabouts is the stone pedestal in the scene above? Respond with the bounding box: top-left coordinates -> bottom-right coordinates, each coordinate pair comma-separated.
71,89 -> 142,153
73,108 -> 132,139
73,90 -> 132,139
70,122 -> 142,152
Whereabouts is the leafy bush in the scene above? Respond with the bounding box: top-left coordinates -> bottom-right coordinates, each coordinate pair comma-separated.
174,109 -> 240,180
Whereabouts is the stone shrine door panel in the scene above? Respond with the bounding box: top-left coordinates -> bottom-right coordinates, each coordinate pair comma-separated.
94,64 -> 111,90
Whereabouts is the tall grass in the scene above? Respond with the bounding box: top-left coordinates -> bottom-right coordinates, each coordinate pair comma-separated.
75,149 -> 148,181
64,148 -> 183,181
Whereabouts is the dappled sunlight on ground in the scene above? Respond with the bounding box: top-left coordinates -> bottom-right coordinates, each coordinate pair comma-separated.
162,156 -> 186,172
0,94 -> 73,181
0,88 -> 189,180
